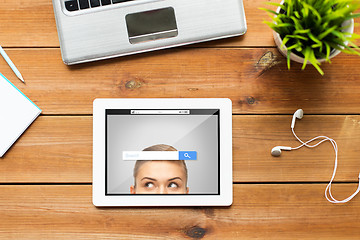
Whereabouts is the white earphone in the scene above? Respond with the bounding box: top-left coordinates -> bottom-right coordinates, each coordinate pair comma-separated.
271,109 -> 360,204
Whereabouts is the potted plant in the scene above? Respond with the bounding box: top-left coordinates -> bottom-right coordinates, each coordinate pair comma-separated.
261,0 -> 360,75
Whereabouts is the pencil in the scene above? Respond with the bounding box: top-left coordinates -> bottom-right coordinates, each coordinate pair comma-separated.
0,45 -> 25,83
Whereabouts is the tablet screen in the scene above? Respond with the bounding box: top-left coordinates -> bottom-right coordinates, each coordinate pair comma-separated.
106,109 -> 219,195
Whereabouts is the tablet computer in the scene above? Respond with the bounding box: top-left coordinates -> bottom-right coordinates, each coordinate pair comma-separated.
93,98 -> 232,206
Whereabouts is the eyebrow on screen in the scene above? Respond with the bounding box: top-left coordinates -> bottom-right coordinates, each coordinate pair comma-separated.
140,177 -> 183,182
141,177 -> 157,181
168,177 -> 182,182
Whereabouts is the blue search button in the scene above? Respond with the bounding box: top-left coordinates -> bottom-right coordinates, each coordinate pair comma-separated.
179,151 -> 197,160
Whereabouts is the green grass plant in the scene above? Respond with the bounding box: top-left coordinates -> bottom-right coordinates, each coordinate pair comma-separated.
260,0 -> 360,75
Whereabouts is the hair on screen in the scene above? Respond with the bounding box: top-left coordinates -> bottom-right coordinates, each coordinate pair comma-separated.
133,144 -> 188,185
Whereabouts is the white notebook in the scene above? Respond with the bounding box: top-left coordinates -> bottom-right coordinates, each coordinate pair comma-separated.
0,73 -> 41,157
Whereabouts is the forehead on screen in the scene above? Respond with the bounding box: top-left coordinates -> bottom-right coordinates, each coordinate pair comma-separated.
133,144 -> 188,180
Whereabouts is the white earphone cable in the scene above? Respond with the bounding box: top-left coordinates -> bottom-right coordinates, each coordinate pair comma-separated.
291,128 -> 360,204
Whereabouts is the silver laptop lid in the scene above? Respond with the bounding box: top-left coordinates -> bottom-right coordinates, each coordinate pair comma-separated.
52,0 -> 247,64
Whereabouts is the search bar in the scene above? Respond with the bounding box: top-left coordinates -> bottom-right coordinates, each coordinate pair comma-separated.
131,110 -> 190,114
123,151 -> 197,160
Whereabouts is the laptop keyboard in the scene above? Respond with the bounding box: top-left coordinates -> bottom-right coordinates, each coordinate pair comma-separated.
65,0 -> 135,11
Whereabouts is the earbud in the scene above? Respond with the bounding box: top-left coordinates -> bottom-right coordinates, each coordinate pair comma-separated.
291,109 -> 304,129
271,108 -> 360,204
271,146 -> 292,157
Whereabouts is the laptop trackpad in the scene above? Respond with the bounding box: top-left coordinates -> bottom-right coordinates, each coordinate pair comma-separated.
126,7 -> 178,44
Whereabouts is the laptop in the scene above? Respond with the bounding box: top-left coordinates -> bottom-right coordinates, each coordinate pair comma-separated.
52,0 -> 247,65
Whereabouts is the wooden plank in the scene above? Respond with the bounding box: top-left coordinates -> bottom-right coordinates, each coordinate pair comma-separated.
2,48 -> 360,114
0,0 -> 358,47
234,115 -> 360,182
0,116 -> 92,183
0,0 -> 59,47
2,115 -> 360,183
0,184 -> 359,239
0,0 -> 269,47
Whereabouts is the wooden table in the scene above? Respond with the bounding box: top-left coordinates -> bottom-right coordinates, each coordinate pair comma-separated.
1,1 -> 360,239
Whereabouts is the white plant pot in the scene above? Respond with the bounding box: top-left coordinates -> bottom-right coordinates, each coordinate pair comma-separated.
273,2 -> 354,64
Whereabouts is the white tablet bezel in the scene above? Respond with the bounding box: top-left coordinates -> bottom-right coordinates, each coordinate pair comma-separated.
93,98 -> 232,206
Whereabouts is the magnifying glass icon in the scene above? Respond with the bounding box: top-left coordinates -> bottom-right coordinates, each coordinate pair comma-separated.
179,151 -> 196,160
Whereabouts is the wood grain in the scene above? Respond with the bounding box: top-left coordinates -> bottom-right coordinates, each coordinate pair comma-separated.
0,116 -> 92,183
1,0 -> 358,238
0,0 -> 59,47
234,115 -> 360,182
0,0 -> 358,48
0,184 -> 359,239
1,48 -> 360,115
2,115 -> 360,183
